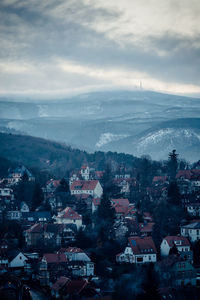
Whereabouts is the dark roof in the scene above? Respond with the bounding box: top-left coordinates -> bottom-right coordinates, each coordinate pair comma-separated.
182,222 -> 200,229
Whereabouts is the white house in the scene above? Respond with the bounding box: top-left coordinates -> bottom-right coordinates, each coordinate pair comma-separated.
6,210 -> 21,221
8,251 -> 28,268
55,207 -> 82,229
70,180 -> 103,198
20,201 -> 30,212
160,236 -> 191,256
60,247 -> 91,262
116,236 -> 157,264
181,222 -> 200,242
80,166 -> 90,180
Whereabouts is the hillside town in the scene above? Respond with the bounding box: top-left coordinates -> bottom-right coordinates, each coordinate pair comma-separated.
0,151 -> 200,299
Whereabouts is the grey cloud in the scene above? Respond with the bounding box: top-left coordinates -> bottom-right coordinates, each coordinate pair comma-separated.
0,0 -> 200,95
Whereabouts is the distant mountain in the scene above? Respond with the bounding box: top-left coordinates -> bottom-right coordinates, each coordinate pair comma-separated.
0,90 -> 199,162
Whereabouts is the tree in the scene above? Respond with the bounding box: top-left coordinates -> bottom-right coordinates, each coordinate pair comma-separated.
167,181 -> 181,206
96,192 -> 116,244
168,149 -> 178,181
169,243 -> 179,256
32,183 -> 44,210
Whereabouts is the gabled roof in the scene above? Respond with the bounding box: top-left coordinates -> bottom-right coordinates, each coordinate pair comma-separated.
111,198 -> 129,206
43,253 -> 67,264
51,276 -> 70,291
128,236 -> 157,255
66,279 -> 88,295
181,222 -> 200,229
153,176 -> 167,183
65,247 -> 84,253
176,169 -> 200,180
164,236 -> 190,247
139,222 -> 155,233
71,180 -> 99,191
57,207 -> 82,220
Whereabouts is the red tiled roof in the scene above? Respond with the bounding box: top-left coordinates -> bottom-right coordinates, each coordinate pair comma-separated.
57,207 -> 82,220
128,236 -> 157,255
111,198 -> 129,206
47,179 -> 60,187
164,236 -> 190,247
176,169 -> 200,180
51,276 -> 70,291
43,253 -> 67,264
92,198 -> 101,206
152,176 -> 167,183
26,223 -> 43,233
65,247 -> 84,253
114,204 -> 129,214
139,222 -> 155,233
71,180 -> 99,191
66,280 -> 88,295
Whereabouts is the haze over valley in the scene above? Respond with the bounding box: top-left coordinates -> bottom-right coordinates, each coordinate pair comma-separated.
0,90 -> 199,162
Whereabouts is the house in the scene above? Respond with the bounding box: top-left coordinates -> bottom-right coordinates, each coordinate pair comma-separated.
0,188 -> 14,202
67,261 -> 94,277
111,199 -> 130,219
152,176 -> 167,185
59,247 -> 90,262
7,250 -> 28,269
20,202 -> 29,213
116,236 -> 157,264
70,180 -> 103,198
181,222 -> 200,242
7,165 -> 35,184
22,211 -> 52,223
51,276 -> 70,299
6,210 -> 21,221
160,236 -> 192,262
161,236 -> 191,256
111,198 -> 129,206
55,207 -> 82,229
51,278 -> 97,299
80,166 -> 90,180
39,253 -> 68,286
44,179 -> 61,193
155,255 -> 196,287
25,223 -> 76,247
139,222 -> 155,237
187,203 -> 200,217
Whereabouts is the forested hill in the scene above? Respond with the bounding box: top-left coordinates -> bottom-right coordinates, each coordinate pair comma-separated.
0,132 -> 138,177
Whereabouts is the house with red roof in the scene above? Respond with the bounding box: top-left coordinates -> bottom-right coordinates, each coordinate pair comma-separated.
51,277 -> 97,299
55,207 -> 82,229
70,180 -> 103,198
152,175 -> 168,184
116,236 -> 157,264
39,253 -> 68,286
160,236 -> 191,257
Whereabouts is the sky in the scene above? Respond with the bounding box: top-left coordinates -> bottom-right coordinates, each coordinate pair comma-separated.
0,0 -> 200,98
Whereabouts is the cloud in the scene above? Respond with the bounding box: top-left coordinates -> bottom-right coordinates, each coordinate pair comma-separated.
0,0 -> 200,97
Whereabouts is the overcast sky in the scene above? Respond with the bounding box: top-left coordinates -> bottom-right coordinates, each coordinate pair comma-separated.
0,0 -> 200,98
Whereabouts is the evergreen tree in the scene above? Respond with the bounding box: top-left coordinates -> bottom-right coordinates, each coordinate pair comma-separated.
168,149 -> 178,181
32,183 -> 44,210
96,192 -> 116,244
167,181 -> 181,206
169,243 -> 179,256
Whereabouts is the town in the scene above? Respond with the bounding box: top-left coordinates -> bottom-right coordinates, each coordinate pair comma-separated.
0,150 -> 200,300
